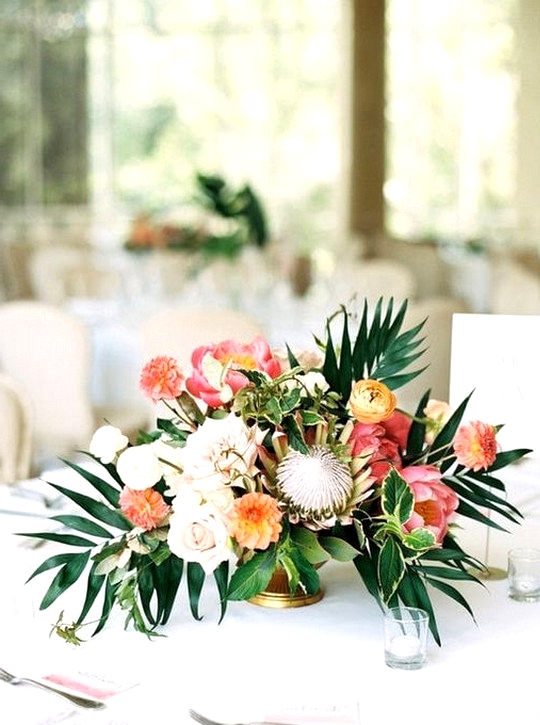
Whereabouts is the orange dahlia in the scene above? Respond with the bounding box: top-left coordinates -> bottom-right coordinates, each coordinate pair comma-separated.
227,492 -> 283,550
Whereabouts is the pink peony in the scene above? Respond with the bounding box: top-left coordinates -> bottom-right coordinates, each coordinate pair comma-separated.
119,486 -> 171,531
381,411 -> 412,452
401,465 -> 459,543
140,355 -> 185,401
453,420 -> 498,471
349,422 -> 402,484
348,410 -> 411,484
186,336 -> 281,408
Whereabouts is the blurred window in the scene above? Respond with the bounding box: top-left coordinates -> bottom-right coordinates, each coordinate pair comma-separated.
0,0 -> 344,249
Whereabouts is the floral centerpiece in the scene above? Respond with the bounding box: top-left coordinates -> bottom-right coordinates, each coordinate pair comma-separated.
124,173 -> 268,262
24,299 -> 530,645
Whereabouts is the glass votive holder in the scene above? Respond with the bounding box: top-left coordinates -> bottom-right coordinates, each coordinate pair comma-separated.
508,547 -> 540,602
384,606 -> 429,670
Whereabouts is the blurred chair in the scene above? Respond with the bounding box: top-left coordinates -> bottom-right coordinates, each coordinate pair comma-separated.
396,296 -> 469,412
0,373 -> 33,483
29,245 -> 124,304
139,307 -> 265,370
0,301 -> 147,473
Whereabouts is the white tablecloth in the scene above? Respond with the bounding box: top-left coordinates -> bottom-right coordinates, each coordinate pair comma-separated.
1,458 -> 540,725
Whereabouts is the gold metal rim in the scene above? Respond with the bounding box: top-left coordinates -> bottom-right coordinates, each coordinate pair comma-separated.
248,588 -> 324,609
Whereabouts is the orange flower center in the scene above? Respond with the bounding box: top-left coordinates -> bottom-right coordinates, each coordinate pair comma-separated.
218,352 -> 257,370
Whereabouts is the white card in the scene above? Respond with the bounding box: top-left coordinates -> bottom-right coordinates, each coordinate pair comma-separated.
449,313 -> 540,457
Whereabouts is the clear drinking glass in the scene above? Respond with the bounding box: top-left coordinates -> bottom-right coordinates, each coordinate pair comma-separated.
508,547 -> 540,602
384,606 -> 429,670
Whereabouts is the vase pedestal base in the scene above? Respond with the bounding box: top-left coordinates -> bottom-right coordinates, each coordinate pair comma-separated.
248,569 -> 323,609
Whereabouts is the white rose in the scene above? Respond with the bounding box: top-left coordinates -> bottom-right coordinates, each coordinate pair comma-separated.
116,444 -> 162,490
167,502 -> 230,574
89,425 -> 129,464
180,413 -> 262,489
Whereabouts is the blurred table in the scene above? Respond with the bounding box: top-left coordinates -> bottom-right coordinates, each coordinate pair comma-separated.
1,457 -> 539,724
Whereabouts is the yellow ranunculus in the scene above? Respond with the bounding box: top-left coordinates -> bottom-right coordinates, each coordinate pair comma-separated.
348,379 -> 397,424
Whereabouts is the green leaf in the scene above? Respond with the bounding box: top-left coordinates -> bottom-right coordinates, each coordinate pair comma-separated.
39,551 -> 91,610
319,535 -> 360,562
19,531 -> 97,547
187,562 -> 206,620
425,577 -> 477,622
378,537 -> 405,603
75,560 -> 107,625
92,576 -> 119,636
381,468 -> 413,524
26,552 -> 85,583
50,515 -> 113,538
227,548 -> 277,600
488,448 -> 532,471
402,528 -> 437,551
213,560 -> 230,623
290,527 -> 330,565
44,482 -> 131,531
286,548 -> 320,595
59,458 -> 121,507
397,568 -> 441,645
153,555 -> 184,625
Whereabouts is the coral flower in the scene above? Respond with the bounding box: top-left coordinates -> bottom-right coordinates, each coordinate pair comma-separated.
454,420 -> 498,471
227,492 -> 283,550
119,486 -> 171,531
140,355 -> 185,401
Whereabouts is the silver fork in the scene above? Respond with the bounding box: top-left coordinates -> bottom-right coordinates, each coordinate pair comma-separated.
188,708 -> 293,725
0,666 -> 106,710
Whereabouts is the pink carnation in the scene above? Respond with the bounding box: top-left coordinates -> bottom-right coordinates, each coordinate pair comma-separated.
119,486 -> 171,531
140,355 -> 185,401
401,465 -> 459,543
454,420 -> 498,471
186,336 -> 281,408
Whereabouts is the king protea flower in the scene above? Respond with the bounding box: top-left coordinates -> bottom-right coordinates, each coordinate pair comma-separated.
273,445 -> 373,529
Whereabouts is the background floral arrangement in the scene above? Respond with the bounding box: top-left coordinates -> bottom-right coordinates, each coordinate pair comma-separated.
25,299 -> 530,645
124,172 -> 268,261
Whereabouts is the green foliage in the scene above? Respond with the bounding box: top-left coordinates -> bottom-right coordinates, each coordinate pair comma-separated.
322,299 -> 427,401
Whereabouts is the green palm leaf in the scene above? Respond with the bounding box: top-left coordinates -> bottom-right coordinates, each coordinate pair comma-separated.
44,482 -> 130,531
39,551 -> 91,610
322,299 -> 426,402
59,458 -> 121,507
187,561 -> 205,621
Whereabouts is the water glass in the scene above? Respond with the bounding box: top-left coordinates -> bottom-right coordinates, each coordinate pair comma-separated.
508,547 -> 540,602
384,606 -> 429,670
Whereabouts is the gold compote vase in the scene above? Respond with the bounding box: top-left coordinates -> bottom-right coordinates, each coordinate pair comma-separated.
249,566 -> 324,609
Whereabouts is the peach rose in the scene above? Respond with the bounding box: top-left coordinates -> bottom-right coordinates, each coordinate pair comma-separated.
348,379 -> 397,424
167,502 -> 230,574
